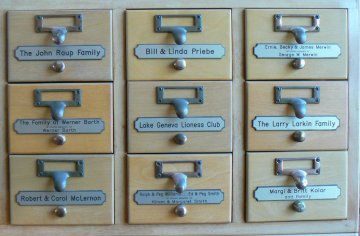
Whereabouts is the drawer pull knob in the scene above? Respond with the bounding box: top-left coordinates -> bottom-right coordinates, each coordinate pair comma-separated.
292,58 -> 306,69
174,133 -> 187,145
155,14 -> 202,45
50,61 -> 66,73
172,99 -> 189,119
293,130 -> 306,142
35,14 -> 83,45
174,204 -> 187,217
34,88 -> 82,121
172,173 -> 188,193
274,86 -> 320,119
275,157 -> 320,190
290,170 -> 308,190
173,58 -> 186,70
53,206 -> 67,217
37,159 -> 84,192
292,200 -> 306,212
53,134 -> 66,145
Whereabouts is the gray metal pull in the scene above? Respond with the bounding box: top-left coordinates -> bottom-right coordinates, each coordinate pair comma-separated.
173,133 -> 187,145
174,204 -> 187,217
37,159 -> 84,192
172,173 -> 188,193
155,160 -> 202,193
50,171 -> 70,192
287,98 -> 307,119
274,14 -> 320,44
275,157 -> 320,190
156,86 -> 204,119
155,14 -> 202,45
274,14 -> 320,69
172,99 -> 189,119
274,86 -> 320,119
35,14 -> 83,45
34,89 -> 82,120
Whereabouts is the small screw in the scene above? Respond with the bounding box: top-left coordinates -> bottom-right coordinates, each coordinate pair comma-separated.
275,14 -> 281,19
156,27 -> 161,31
315,26 -> 320,31
199,99 -> 203,103
315,157 -> 320,162
316,169 -> 320,174
276,99 -> 280,103
315,15 -> 320,19
276,159 -> 282,164
197,173 -> 202,177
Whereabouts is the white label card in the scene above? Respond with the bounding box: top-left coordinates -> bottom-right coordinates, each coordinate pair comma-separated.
135,117 -> 225,132
135,44 -> 225,59
254,185 -> 341,201
253,43 -> 341,58
252,116 -> 340,131
15,45 -> 105,61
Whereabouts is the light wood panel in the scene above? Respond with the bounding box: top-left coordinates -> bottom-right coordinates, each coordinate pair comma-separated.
128,154 -> 232,224
0,1 -> 357,235
8,10 -> 112,82
245,9 -> 348,80
126,9 -> 232,80
10,154 -> 114,225
246,151 -> 348,222
8,83 -> 113,154
246,81 -> 348,151
128,81 -> 232,153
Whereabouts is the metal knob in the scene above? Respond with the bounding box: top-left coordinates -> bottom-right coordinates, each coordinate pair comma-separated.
51,27 -> 68,45
291,27 -> 307,44
171,27 -> 187,45
50,61 -> 66,73
172,99 -> 189,119
174,133 -> 187,145
292,200 -> 306,212
49,101 -> 67,120
172,173 -> 187,193
53,134 -> 66,145
288,98 -> 307,119
292,58 -> 305,69
174,204 -> 187,217
54,206 -> 67,217
51,171 -> 70,192
293,130 -> 306,142
173,59 -> 186,70
290,170 -> 308,190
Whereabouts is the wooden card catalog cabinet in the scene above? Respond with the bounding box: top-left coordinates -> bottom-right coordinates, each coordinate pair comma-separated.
246,151 -> 347,222
126,9 -> 232,80
245,9 -> 348,80
8,83 -> 113,154
7,10 -> 112,82
128,154 -> 232,224
10,155 -> 114,225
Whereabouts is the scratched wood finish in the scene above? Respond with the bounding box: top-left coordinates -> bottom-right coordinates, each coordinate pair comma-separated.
245,9 -> 348,80
128,154 -> 232,224
7,10 -> 112,82
0,1 -> 357,235
246,151 -> 348,222
127,81 -> 232,153
8,83 -> 113,154
126,10 -> 232,81
10,154 -> 114,225
246,81 -> 348,151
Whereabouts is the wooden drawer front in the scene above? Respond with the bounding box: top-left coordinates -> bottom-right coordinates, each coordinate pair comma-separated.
128,81 -> 232,153
8,83 -> 113,154
246,9 -> 347,80
128,154 -> 232,224
246,81 -> 348,151
127,9 -> 232,80
8,10 -> 112,82
10,154 -> 114,225
246,151 -> 347,222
